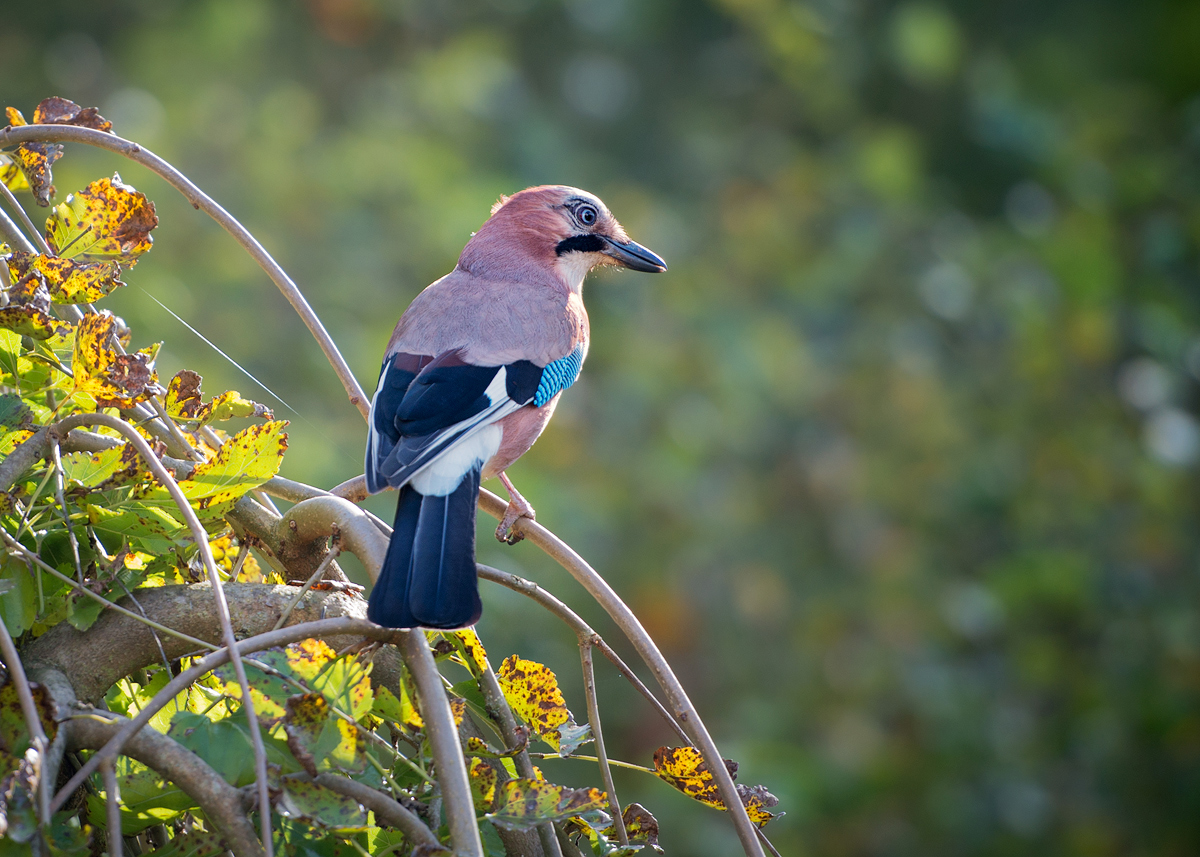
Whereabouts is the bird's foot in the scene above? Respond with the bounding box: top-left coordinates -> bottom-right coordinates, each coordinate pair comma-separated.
496,473 -> 536,545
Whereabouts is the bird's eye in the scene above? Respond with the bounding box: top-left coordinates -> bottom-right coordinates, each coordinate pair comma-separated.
576,204 -> 598,226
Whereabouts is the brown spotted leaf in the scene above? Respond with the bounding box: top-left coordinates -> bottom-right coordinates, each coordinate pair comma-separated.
497,655 -> 570,751
6,250 -> 124,304
445,627 -> 490,675
60,443 -> 145,492
486,778 -> 608,831
0,681 -> 57,755
32,97 -> 113,131
468,757 -> 498,812
164,370 -> 273,426
282,693 -> 366,776
136,420 -> 288,518
45,173 -> 157,263
652,746 -> 779,826
608,803 -> 662,852
5,106 -> 62,207
72,310 -> 161,408
278,777 -> 367,830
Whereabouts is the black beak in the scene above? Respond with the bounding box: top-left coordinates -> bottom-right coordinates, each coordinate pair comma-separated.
601,236 -> 667,273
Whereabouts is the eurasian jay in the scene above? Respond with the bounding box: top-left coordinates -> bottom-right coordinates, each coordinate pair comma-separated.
364,185 -> 666,629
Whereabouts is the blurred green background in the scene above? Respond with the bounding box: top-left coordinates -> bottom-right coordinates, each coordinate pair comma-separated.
5,0 -> 1200,853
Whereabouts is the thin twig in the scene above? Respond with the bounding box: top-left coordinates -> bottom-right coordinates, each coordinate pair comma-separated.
0,614 -> 50,824
312,774 -> 440,849
272,547 -> 340,631
0,204 -> 35,253
49,412 -> 274,857
0,124 -> 370,416
1,532 -> 217,652
475,656 -> 564,857
579,642 -> 626,845
476,565 -> 689,744
0,181 -> 45,254
102,758 -> 123,857
475,490 -> 766,857
48,439 -> 83,583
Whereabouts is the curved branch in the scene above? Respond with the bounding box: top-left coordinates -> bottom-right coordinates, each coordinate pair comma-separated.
50,412 -> 274,856
312,773 -> 439,850
397,631 -> 484,857
474,490 -> 766,857
44,616 -> 398,819
55,682 -> 263,857
0,123 -> 369,417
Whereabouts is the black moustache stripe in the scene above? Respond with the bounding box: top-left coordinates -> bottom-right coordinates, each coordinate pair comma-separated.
555,234 -> 606,256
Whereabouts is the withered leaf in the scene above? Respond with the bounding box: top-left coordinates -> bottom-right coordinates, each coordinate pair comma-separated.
4,107 -> 62,207
6,250 -> 125,304
72,310 -> 162,408
486,778 -> 608,831
32,97 -> 113,132
45,174 -> 157,263
164,370 -> 273,426
282,693 -> 366,777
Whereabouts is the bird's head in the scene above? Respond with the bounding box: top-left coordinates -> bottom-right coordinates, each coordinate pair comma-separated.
460,185 -> 667,292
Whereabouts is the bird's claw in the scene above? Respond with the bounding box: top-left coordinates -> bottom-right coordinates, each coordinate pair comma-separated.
495,499 -> 535,546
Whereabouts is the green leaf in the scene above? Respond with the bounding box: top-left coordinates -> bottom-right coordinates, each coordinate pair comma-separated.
60,444 -> 144,492
86,765 -> 198,834
136,420 -> 289,518
123,827 -> 225,857
0,394 -> 33,431
0,557 -> 37,637
45,174 -> 157,263
277,778 -> 368,830
282,693 -> 367,776
486,778 -> 608,831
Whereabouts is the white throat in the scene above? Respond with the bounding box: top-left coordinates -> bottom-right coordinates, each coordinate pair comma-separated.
555,251 -> 601,294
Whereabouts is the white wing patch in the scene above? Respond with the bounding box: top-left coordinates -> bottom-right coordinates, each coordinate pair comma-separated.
411,424 -> 503,496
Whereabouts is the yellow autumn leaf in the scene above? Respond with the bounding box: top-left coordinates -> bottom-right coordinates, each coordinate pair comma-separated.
164,370 -> 273,426
497,655 -> 569,751
0,155 -> 30,192
652,746 -> 779,826
45,173 -> 158,263
6,250 -> 125,304
445,627 -> 490,675
468,757 -> 497,812
136,420 -> 289,517
487,779 -> 607,831
71,310 -> 161,408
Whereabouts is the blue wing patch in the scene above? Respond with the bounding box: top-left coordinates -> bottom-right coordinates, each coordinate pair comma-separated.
533,345 -> 585,407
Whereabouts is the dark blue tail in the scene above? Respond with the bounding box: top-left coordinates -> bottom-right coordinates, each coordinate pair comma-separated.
367,467 -> 483,629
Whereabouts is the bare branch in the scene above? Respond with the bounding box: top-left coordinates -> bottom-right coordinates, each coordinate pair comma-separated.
579,643 -> 625,845
396,631 -> 485,857
0,124 -> 370,417
102,758 -> 123,857
0,203 -> 36,254
0,179 -> 50,254
476,565 -> 689,745
474,489 -> 766,857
